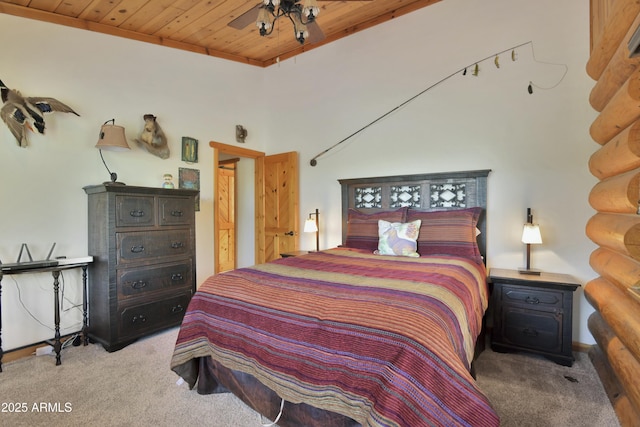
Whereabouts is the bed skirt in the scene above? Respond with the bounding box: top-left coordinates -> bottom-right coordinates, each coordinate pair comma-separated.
187,356 -> 361,427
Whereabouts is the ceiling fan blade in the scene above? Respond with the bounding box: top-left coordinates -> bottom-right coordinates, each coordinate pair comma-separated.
228,3 -> 261,30
307,20 -> 325,44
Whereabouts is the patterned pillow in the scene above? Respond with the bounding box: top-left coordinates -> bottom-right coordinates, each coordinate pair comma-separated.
376,220 -> 421,257
344,207 -> 407,251
406,207 -> 483,264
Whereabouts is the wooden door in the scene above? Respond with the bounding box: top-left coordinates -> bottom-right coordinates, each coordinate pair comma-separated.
217,159 -> 237,272
211,142 -> 298,268
263,152 -> 299,262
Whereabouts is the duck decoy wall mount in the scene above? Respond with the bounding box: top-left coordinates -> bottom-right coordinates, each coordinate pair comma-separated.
0,79 -> 79,147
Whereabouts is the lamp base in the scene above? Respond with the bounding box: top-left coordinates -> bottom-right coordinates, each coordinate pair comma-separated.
518,268 -> 541,275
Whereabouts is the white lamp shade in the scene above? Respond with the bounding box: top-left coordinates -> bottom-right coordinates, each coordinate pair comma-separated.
96,124 -> 130,151
521,224 -> 542,244
304,218 -> 318,233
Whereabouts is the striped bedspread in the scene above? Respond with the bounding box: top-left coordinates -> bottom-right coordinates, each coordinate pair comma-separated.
171,247 -> 499,427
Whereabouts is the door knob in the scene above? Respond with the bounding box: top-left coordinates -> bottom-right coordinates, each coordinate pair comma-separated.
284,231 -> 294,236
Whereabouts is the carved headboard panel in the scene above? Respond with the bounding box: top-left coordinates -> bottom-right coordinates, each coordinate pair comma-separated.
338,169 -> 490,261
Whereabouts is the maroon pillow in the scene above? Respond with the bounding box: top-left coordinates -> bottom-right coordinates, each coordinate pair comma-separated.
406,207 -> 483,263
344,207 -> 407,251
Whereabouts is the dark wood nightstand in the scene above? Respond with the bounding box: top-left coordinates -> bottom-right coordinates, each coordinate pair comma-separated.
489,268 -> 580,366
280,250 -> 312,258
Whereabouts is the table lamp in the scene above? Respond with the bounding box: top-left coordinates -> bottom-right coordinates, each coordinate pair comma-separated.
304,208 -> 320,252
520,208 -> 542,275
96,119 -> 130,185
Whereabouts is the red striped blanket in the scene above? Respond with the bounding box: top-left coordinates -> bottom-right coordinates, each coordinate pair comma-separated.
171,247 -> 499,427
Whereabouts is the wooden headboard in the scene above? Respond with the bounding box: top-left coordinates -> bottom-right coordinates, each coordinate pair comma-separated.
338,169 -> 490,261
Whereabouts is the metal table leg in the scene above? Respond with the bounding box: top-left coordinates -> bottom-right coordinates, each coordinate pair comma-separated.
82,265 -> 88,346
51,270 -> 62,366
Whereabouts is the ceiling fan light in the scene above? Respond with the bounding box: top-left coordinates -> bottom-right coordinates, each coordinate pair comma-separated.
303,0 -> 319,18
291,13 -> 308,44
257,7 -> 272,31
264,0 -> 280,7
295,28 -> 308,44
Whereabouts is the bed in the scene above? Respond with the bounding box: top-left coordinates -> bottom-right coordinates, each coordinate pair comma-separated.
170,170 -> 499,427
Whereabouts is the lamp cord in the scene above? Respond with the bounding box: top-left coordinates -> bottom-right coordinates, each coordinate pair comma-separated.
99,149 -> 117,183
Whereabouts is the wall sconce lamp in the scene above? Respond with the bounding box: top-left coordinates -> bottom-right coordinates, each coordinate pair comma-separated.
236,125 -> 247,143
96,119 -> 130,185
304,208 -> 320,252
520,208 -> 543,275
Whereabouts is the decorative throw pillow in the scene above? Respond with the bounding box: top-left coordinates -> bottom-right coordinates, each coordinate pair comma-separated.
406,207 -> 483,264
344,207 -> 407,251
375,219 -> 421,257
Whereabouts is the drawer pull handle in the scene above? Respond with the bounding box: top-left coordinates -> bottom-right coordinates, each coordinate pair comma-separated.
171,273 -> 183,281
131,245 -> 145,253
172,305 -> 184,314
130,280 -> 147,290
130,210 -> 145,218
132,315 -> 147,324
171,210 -> 184,217
522,328 -> 538,337
525,296 -> 540,305
171,242 -> 184,249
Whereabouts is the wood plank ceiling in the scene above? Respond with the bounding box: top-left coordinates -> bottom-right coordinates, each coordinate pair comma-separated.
0,0 -> 441,67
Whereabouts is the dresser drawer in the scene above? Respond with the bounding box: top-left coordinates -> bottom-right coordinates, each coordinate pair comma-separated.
117,261 -> 192,299
116,195 -> 155,227
118,293 -> 191,338
159,197 -> 194,226
117,230 -> 192,263
502,307 -> 562,353
501,285 -> 563,309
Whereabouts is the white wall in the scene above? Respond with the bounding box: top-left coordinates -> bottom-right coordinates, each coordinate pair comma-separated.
0,0 -> 598,350
263,0 -> 598,344
0,14 -> 264,349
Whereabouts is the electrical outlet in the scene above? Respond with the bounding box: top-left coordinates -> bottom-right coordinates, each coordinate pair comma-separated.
35,345 -> 53,356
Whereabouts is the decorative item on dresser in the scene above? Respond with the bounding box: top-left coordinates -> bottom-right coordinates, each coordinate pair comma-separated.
95,119 -> 130,185
83,184 -> 198,352
490,268 -> 580,366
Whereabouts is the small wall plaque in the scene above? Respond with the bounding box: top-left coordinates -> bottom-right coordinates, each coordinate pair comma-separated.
181,137 -> 198,163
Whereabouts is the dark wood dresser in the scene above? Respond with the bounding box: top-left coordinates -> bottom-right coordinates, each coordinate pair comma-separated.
489,268 -> 580,366
84,184 -> 198,352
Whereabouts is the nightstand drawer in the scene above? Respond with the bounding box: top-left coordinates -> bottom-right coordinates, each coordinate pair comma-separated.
503,308 -> 561,352
502,285 -> 563,309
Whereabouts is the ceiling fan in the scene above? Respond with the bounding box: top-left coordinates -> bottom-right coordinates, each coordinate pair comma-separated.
229,0 -> 372,44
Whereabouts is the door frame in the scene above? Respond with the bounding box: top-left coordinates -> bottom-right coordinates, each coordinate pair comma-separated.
211,141 -> 267,272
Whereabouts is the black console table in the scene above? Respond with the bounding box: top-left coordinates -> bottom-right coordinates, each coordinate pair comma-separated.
0,256 -> 92,372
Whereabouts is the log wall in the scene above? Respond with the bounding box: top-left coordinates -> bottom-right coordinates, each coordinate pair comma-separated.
587,1 -> 640,425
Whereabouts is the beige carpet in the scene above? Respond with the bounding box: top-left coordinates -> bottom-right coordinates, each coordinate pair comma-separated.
0,327 -> 619,426
474,345 -> 620,427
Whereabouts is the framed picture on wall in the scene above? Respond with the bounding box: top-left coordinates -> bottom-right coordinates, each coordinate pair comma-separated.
179,167 -> 200,211
181,137 -> 198,163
